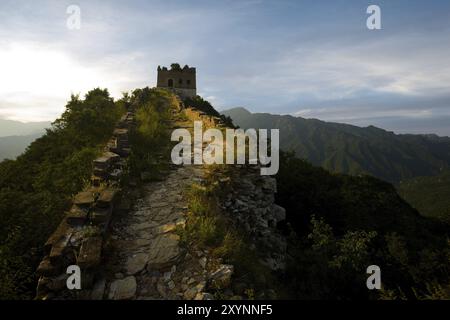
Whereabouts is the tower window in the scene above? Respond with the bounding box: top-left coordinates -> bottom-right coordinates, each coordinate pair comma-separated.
187,80 -> 191,85
168,79 -> 173,87
179,79 -> 183,85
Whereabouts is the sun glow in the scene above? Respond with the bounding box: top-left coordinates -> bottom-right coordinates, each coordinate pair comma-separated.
0,43 -> 118,122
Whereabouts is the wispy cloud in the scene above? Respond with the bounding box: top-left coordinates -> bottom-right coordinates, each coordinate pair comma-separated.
0,0 -> 449,135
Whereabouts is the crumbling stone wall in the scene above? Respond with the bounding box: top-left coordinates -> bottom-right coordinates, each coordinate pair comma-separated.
182,106 -> 287,271
35,112 -> 135,299
183,107 -> 223,129
219,166 -> 287,271
36,99 -> 286,300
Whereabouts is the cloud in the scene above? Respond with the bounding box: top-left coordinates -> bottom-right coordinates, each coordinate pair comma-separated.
0,0 -> 449,136
0,41 -> 148,121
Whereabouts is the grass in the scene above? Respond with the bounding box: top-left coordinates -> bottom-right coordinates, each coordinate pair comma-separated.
177,168 -> 284,299
129,89 -> 178,183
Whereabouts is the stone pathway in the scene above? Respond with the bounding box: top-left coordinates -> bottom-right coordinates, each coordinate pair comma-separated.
101,164 -> 216,300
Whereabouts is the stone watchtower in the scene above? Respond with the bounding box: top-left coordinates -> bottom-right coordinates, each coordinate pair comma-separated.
157,63 -> 196,99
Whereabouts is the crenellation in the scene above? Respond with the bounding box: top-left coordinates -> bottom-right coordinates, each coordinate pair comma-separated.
35,108 -> 136,300
157,64 -> 197,99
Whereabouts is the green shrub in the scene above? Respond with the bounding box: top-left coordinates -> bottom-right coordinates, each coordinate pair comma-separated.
0,88 -> 124,299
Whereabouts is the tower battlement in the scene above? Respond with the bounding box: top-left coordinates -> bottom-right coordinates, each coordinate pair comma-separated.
157,63 -> 197,99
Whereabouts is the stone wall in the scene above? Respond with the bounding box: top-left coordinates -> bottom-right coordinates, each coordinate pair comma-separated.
182,105 -> 287,271
219,166 -> 287,271
183,107 -> 224,129
35,111 -> 135,299
35,99 -> 286,299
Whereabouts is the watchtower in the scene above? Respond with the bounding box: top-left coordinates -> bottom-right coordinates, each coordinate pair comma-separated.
157,64 -> 197,99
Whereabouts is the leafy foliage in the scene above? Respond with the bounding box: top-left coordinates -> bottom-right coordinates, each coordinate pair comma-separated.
398,170 -> 450,224
277,151 -> 450,299
0,88 -> 124,299
184,96 -> 234,127
127,87 -> 178,181
179,179 -> 281,299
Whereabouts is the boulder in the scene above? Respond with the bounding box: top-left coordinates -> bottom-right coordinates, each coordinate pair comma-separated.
108,276 -> 137,300
125,253 -> 148,275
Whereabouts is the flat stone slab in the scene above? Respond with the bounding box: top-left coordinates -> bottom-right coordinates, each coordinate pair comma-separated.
91,207 -> 112,225
108,276 -> 137,300
77,236 -> 102,269
49,233 -> 73,264
93,151 -> 120,166
97,188 -> 119,208
44,220 -> 72,252
66,205 -> 88,226
113,128 -> 128,137
73,191 -> 95,207
36,256 -> 60,277
125,221 -> 157,234
146,234 -> 183,270
125,253 -> 148,275
156,223 -> 177,234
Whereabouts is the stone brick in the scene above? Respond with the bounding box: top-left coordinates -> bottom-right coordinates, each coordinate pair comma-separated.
36,256 -> 60,277
49,233 -> 73,264
73,191 -> 95,208
93,151 -> 120,170
44,221 -> 72,253
77,236 -> 102,269
91,207 -> 112,226
96,188 -> 119,208
66,205 -> 88,227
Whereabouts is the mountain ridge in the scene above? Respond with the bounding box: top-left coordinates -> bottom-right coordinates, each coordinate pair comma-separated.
0,119 -> 50,137
221,107 -> 450,183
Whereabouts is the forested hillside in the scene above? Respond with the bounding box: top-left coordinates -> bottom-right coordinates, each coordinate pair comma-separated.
276,152 -> 450,299
398,170 -> 450,224
222,108 -> 450,183
1,90 -> 450,300
0,89 -> 125,299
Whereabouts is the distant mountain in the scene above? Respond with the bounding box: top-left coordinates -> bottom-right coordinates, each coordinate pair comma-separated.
0,119 -> 50,137
0,133 -> 44,160
222,107 -> 450,183
0,119 -> 50,160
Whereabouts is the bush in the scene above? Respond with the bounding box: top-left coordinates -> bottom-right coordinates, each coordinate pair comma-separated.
0,88 -> 124,299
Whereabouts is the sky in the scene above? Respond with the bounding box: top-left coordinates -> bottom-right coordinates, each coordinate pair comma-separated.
1,0 -> 450,136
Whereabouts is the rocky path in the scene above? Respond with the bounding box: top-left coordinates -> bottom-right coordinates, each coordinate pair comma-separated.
100,164 -> 217,300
